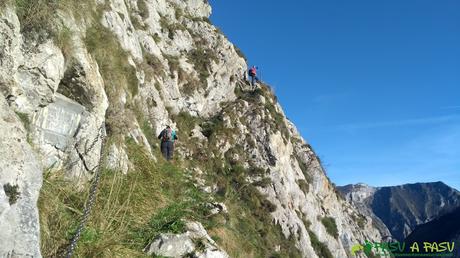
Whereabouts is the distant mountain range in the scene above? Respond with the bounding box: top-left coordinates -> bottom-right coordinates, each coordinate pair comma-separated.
338,182 -> 460,241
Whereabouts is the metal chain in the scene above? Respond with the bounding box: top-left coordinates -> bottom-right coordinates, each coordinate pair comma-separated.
65,123 -> 106,258
66,123 -> 106,170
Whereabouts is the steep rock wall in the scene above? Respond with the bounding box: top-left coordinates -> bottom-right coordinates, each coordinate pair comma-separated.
0,94 -> 42,257
0,0 -> 383,257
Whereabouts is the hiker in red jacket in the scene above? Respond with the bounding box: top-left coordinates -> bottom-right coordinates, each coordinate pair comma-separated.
248,66 -> 259,87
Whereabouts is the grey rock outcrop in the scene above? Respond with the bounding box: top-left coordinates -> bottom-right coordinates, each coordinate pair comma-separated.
0,94 -> 42,258
338,183 -> 392,239
0,4 -> 109,180
201,91 -> 383,257
32,94 -> 86,167
144,221 -> 229,258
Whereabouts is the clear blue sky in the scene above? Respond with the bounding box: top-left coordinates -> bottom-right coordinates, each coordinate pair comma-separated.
210,0 -> 460,190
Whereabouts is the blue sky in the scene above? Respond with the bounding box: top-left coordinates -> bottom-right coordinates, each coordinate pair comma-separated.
209,0 -> 460,190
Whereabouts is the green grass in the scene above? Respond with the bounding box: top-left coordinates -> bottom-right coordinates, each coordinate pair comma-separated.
15,111 -> 33,144
187,47 -> 218,88
296,179 -> 309,194
174,5 -> 183,19
14,0 -> 57,41
321,216 -> 339,239
308,229 -> 334,258
296,155 -> 314,184
38,139 -> 212,257
14,0 -> 96,42
132,103 -> 157,151
302,218 -> 312,229
152,33 -> 161,43
172,111 -> 201,140
181,79 -> 201,96
84,19 -> 139,139
143,50 -> 165,79
53,26 -> 74,61
159,15 -> 186,40
130,14 -> 144,31
264,101 -> 290,141
0,0 -> 10,10
137,0 -> 148,19
163,54 -> 180,78
352,213 -> 367,230
234,85 -> 265,102
176,65 -> 202,96
128,1 -> 147,30
132,187 -> 211,249
186,15 -> 211,24
200,114 -> 224,139
15,111 -> 30,131
85,24 -> 139,97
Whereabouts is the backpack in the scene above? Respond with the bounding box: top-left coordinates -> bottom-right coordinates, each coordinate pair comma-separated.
249,68 -> 256,76
162,128 -> 172,142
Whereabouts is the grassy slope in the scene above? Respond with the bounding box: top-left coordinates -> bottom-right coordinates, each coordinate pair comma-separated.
39,141 -> 212,257
39,89 -> 304,257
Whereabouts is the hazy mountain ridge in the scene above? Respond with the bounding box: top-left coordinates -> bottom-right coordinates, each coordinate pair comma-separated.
339,182 -> 460,241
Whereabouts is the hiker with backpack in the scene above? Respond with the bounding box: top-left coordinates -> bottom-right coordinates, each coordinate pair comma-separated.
157,125 -> 178,161
248,66 -> 260,87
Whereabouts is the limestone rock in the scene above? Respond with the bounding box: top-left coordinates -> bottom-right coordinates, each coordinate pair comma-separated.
0,94 -> 42,258
102,0 -> 143,60
144,221 -> 229,258
15,41 -> 65,113
145,233 -> 195,257
31,93 -> 86,168
208,202 -> 228,216
105,143 -> 130,174
191,124 -> 207,141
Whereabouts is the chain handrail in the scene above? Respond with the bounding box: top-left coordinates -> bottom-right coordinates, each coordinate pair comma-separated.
65,123 -> 106,258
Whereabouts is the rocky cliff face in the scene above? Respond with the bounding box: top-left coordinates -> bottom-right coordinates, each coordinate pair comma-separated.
337,183 -> 392,240
0,0 -> 382,257
339,182 -> 460,241
0,92 -> 42,258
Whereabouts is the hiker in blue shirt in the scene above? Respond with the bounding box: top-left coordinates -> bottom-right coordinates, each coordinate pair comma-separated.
157,125 -> 178,160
